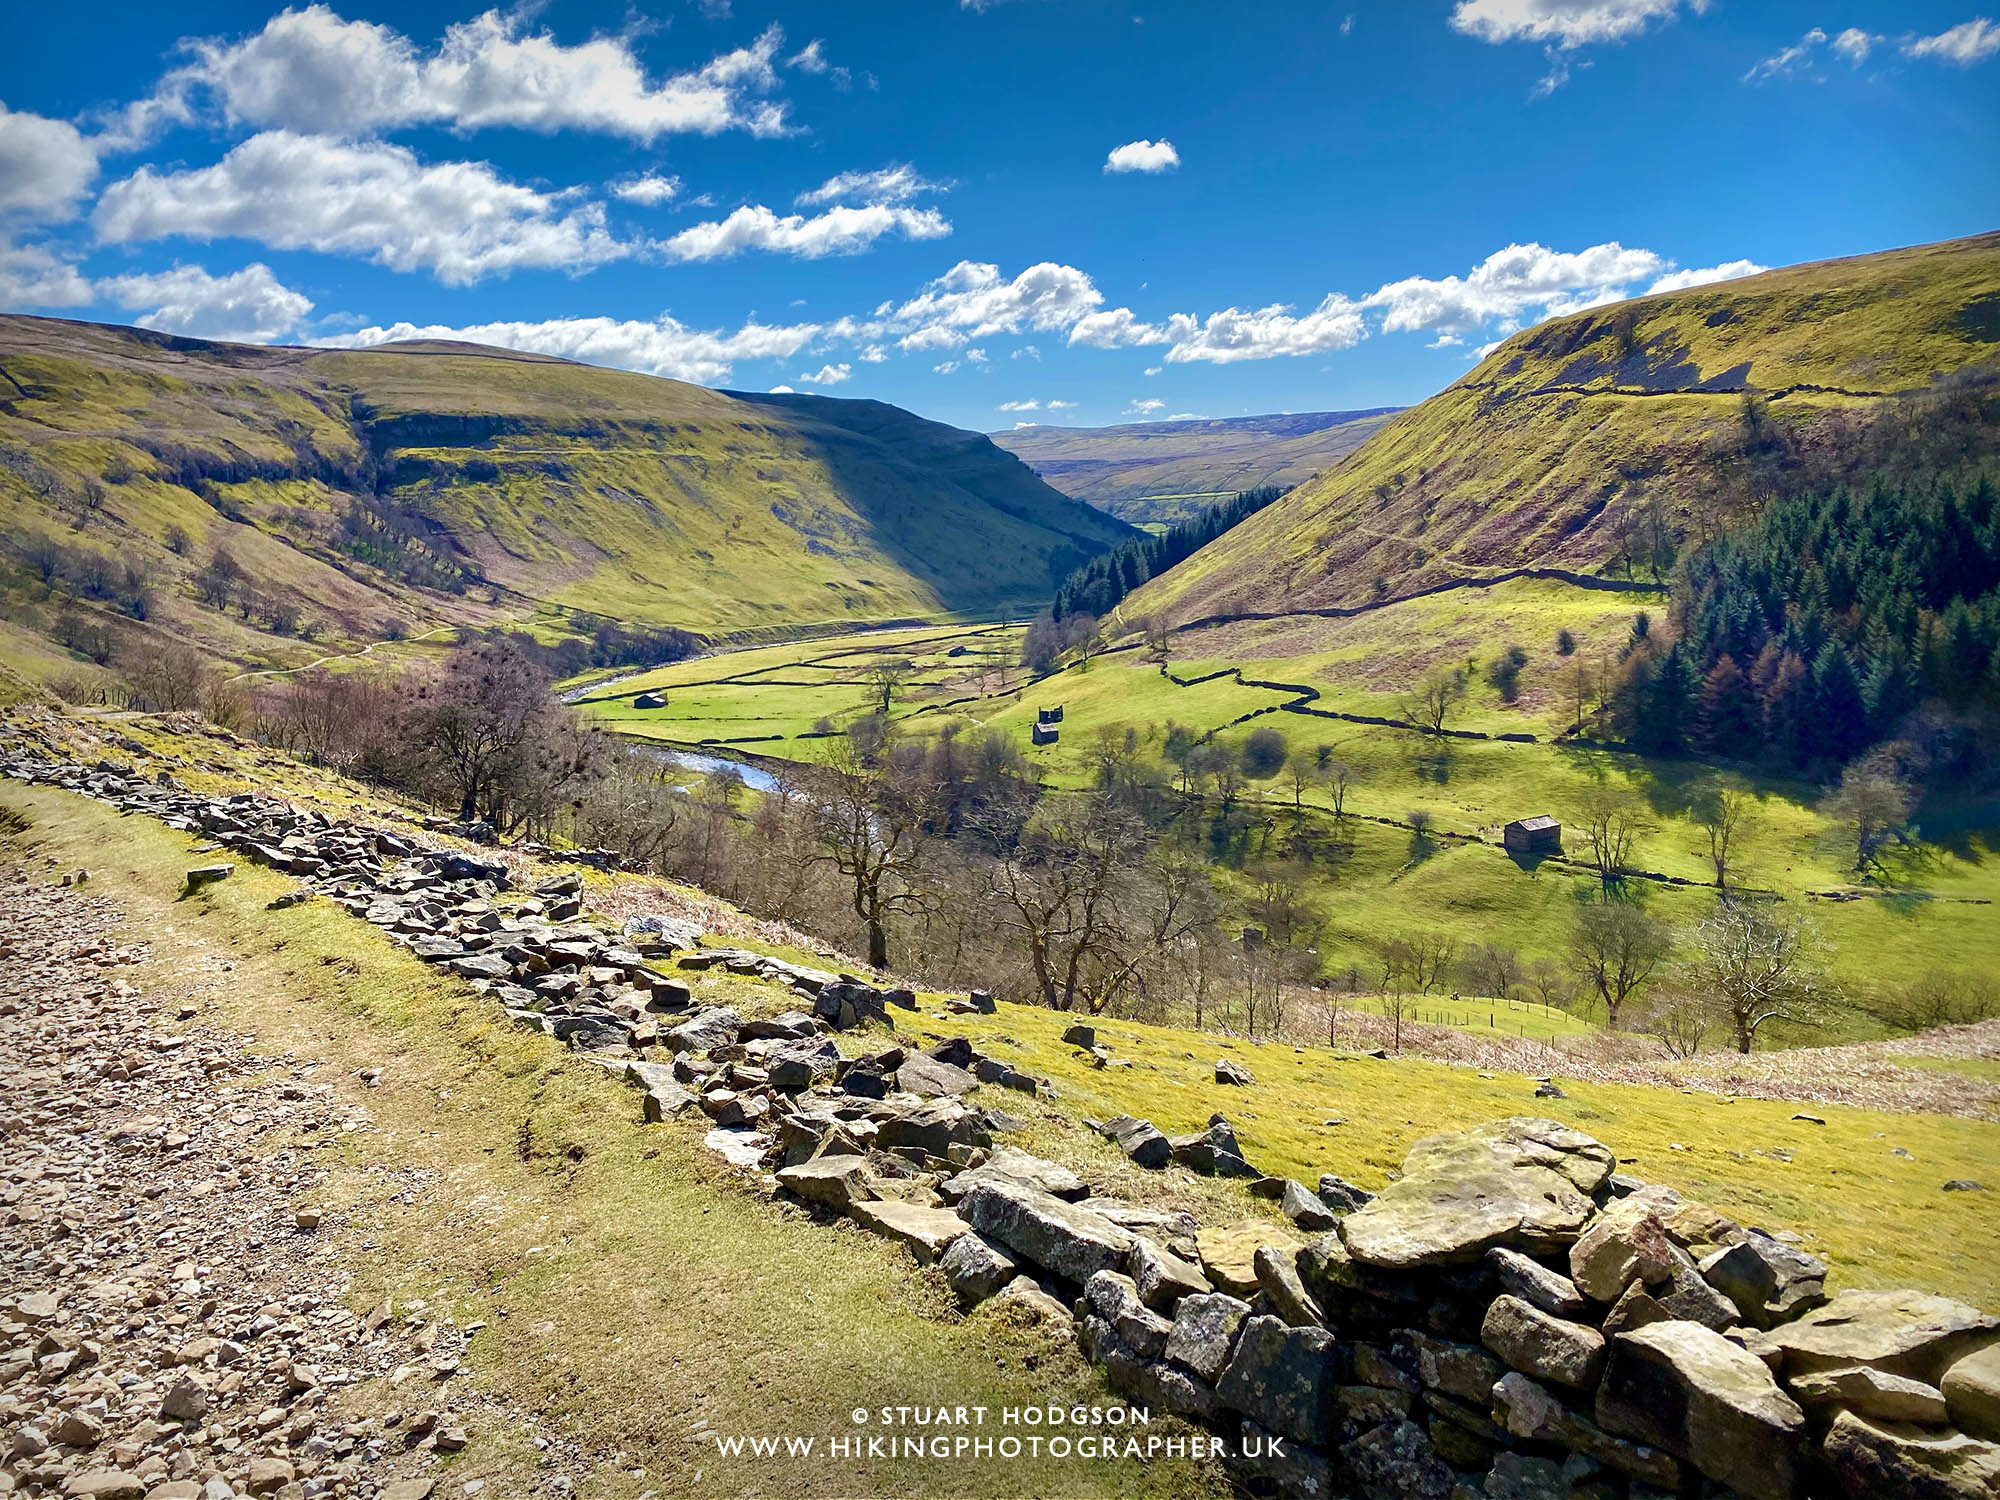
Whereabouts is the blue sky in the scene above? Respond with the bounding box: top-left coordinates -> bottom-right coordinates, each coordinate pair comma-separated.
1,0 -> 1995,433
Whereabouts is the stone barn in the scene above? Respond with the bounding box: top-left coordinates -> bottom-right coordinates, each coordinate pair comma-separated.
634,691 -> 667,710
1031,721 -> 1060,746
1039,705 -> 1064,723
1503,815 -> 1561,854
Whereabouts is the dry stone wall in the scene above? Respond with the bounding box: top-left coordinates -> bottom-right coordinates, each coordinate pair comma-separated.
6,742 -> 1999,1500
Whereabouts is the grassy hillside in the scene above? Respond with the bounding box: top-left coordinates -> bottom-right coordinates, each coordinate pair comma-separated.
0,316 -> 1130,677
1128,232 -> 2000,623
992,408 -> 1398,523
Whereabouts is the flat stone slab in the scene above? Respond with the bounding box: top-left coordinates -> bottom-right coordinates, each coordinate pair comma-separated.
848,1199 -> 970,1264
1766,1289 -> 2000,1384
958,1179 -> 1134,1284
1340,1117 -> 1610,1269
702,1127 -> 771,1168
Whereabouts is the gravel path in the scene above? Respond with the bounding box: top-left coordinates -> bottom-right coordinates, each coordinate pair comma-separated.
0,859 -> 582,1500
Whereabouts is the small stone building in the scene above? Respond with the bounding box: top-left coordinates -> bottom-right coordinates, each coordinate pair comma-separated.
1039,705 -> 1064,723
1031,721 -> 1060,746
1503,815 -> 1561,854
634,691 -> 667,710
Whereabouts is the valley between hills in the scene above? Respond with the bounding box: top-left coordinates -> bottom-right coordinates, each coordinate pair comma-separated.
3,230 -> 1999,1500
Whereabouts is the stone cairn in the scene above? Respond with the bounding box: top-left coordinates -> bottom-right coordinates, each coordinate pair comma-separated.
6,745 -> 1999,1500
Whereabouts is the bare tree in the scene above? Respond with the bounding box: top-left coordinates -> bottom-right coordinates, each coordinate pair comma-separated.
1695,784 -> 1755,889
1577,788 -> 1650,883
806,732 -> 940,970
1459,941 -> 1522,999
1637,986 -> 1716,1060
1525,956 -> 1572,1009
1324,760 -> 1354,821
984,788 -> 1152,1013
121,641 -> 208,712
1824,756 -> 1912,876
1870,970 -> 2000,1033
1684,900 -> 1833,1053
1568,899 -> 1670,1029
1400,665 -> 1468,738
401,641 -> 565,824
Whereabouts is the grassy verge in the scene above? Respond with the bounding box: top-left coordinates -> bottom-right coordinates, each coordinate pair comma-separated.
1,782 -> 1228,1500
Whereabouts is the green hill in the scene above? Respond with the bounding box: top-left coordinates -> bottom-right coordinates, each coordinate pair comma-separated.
1127,232 -> 2000,624
0,316 -> 1131,674
991,408 -> 1398,523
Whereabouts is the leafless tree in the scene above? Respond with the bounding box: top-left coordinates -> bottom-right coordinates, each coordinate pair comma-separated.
1324,760 -> 1354,821
1577,788 -> 1650,883
983,788 -> 1152,1013
1568,899 -> 1670,1028
1399,665 -> 1468,738
1695,783 -> 1755,889
866,657 -> 917,716
1824,755 -> 1912,876
1685,899 -> 1833,1053
805,732 -> 940,970
1525,956 -> 1573,1009
1869,970 -> 2000,1033
121,640 -> 208,712
1637,985 -> 1716,1059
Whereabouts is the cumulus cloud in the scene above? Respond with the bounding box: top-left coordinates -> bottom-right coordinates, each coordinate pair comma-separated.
1063,238 -> 1747,366
0,241 -> 93,308
1125,398 -> 1166,414
0,105 -> 100,222
612,173 -> 681,205
1158,297 -> 1368,364
889,260 -> 1106,350
1832,27 -> 1877,62
100,261 -> 314,342
1645,258 -> 1767,293
1047,399 -> 1076,409
92,132 -> 629,286
1449,0 -> 1703,49
1104,138 -> 1180,173
797,361 -> 850,385
661,202 -> 950,261
796,164 -> 946,207
996,398 -> 1039,411
117,7 -> 790,146
1905,17 -> 2000,63
768,384 -> 795,393
317,311 -> 820,385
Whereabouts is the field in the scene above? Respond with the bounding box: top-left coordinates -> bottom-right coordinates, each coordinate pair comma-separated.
578,575 -> 2000,1032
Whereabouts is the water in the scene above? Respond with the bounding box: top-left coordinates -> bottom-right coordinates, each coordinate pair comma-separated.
644,747 -> 784,793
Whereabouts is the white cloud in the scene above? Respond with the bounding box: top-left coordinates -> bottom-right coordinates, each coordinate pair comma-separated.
661,202 -> 950,261
93,132 -> 629,286
1158,296 -> 1369,363
1905,17 -> 2000,63
612,173 -> 681,206
1011,420 -> 1038,429
933,359 -> 960,374
1832,27 -> 1878,62
1143,365 -> 1162,376
785,39 -> 851,87
888,260 -> 1106,349
965,347 -> 988,364
0,241 -> 93,308
1361,240 -> 1666,335
997,398 -> 1039,411
797,361 -> 850,385
317,311 -> 819,385
120,7 -> 790,146
1059,238 -> 1745,367
1047,399 -> 1076,409
1069,306 -> 1172,348
857,343 -> 887,362
0,106 -> 100,222
1645,258 -> 1767,293
1450,0 -> 1703,49
1743,27 -> 1830,82
796,163 -> 946,207
100,261 -> 314,342
1012,344 -> 1040,360
1126,398 -> 1166,414
1104,138 -> 1180,174
768,384 -> 795,393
